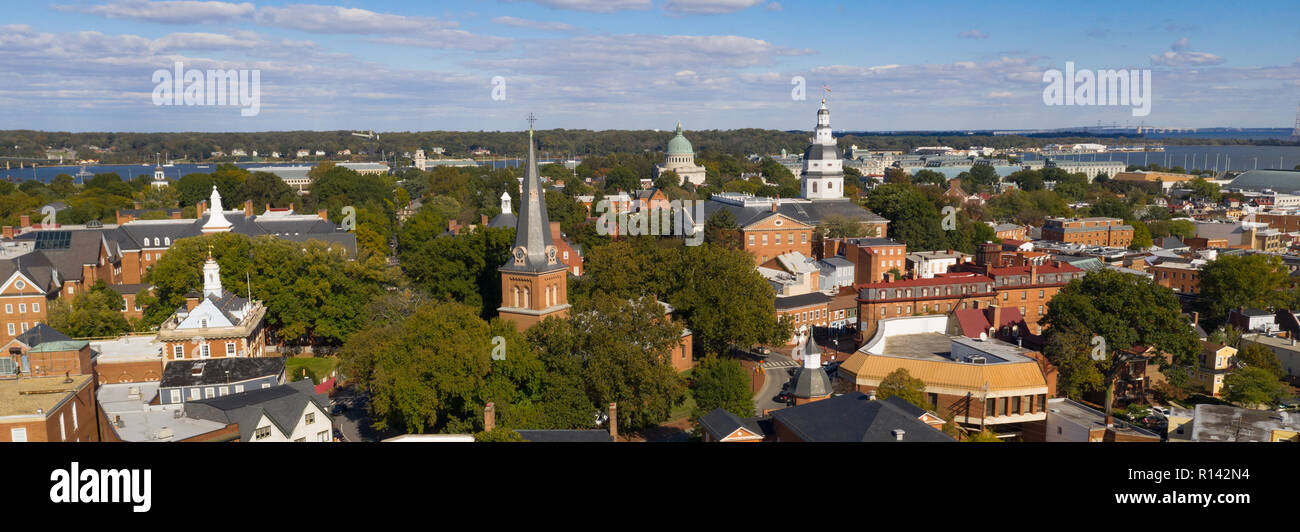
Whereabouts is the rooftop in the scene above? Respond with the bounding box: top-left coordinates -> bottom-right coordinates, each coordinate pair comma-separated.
97,382 -> 230,442
91,335 -> 165,362
1190,403 -> 1300,442
1047,398 -> 1160,438
0,374 -> 94,418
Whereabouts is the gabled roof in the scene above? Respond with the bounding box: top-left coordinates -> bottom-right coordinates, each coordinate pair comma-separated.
13,323 -> 74,348
698,408 -> 764,441
184,380 -> 328,441
768,392 -> 954,442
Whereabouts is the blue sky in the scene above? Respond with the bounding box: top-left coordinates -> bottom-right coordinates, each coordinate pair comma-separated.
1,0 -> 1298,132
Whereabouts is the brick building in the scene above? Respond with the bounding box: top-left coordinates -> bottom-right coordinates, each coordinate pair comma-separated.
854,272 -> 997,343
1041,217 -> 1134,247
156,255 -> 268,363
824,237 -> 907,284
1151,261 -> 1203,294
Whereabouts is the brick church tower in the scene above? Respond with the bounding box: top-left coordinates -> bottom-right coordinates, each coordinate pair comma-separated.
498,121 -> 571,331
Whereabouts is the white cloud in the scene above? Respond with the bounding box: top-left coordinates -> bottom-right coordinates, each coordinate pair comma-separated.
958,30 -> 989,39
1150,38 -> 1223,66
491,16 -> 577,32
502,0 -> 652,13
985,90 -> 1015,98
53,1 -> 255,24
370,30 -> 513,53
765,2 -> 783,11
663,0 -> 765,15
255,4 -> 456,34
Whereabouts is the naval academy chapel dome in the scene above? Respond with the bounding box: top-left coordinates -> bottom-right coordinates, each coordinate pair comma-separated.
666,122 -> 693,155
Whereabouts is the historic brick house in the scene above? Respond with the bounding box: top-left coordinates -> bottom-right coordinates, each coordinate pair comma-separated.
156,249 -> 267,363
498,125 -> 571,331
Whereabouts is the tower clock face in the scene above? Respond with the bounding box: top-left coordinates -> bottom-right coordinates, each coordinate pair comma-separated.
547,247 -> 557,261
513,247 -> 526,261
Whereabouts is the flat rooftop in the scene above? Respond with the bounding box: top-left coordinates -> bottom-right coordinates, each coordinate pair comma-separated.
0,374 -> 94,418
1191,404 -> 1300,442
91,335 -> 164,363
1047,398 -> 1159,438
98,382 -> 229,442
881,333 -> 954,362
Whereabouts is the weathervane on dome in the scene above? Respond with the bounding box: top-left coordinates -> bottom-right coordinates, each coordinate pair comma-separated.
821,84 -> 830,104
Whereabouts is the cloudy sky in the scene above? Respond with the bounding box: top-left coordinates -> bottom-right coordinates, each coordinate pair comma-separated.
1,0 -> 1298,132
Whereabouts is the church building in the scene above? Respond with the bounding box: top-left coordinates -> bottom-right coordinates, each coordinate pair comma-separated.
653,122 -> 707,187
498,122 -> 571,331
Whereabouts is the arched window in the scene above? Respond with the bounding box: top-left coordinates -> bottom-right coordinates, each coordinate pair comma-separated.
164,237 -> 171,246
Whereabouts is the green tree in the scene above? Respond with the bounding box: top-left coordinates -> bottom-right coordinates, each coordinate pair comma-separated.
1198,254 -> 1289,328
1221,367 -> 1288,408
875,368 -> 929,410
965,429 -> 1003,442
864,183 -> 947,251
690,355 -> 755,420
475,428 -> 525,442
1235,343 -> 1285,378
46,280 -> 131,338
240,171 -> 298,212
1041,269 -> 1202,420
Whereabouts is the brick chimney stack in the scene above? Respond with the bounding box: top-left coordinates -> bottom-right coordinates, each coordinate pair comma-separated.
317,209 -> 329,222
608,402 -> 617,441
19,215 -> 30,230
196,200 -> 207,219
484,402 -> 496,433
244,199 -> 254,217
2,226 -> 12,239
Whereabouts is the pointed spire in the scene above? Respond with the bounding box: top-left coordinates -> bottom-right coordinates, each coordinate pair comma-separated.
801,332 -> 822,369
504,116 -> 557,272
201,185 -> 232,232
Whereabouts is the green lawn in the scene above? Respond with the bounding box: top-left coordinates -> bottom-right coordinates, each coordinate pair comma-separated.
285,356 -> 338,384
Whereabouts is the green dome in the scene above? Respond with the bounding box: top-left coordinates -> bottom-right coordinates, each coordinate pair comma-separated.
666,121 -> 693,155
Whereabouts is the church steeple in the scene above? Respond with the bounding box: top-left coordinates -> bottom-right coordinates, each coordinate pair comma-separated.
503,124 -> 560,273
498,116 -> 570,331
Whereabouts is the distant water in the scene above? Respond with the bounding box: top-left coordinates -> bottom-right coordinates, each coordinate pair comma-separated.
1021,145 -> 1300,173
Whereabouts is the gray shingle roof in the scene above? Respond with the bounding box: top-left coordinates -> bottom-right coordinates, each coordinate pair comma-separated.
698,408 -> 763,440
184,379 -> 328,441
160,357 -> 286,387
703,197 -> 887,229
14,323 -> 74,348
769,392 -> 955,442
774,291 -> 831,311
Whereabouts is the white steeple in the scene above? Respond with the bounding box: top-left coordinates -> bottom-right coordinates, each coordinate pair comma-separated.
202,247 -> 223,298
800,332 -> 821,369
201,185 -> 233,233
801,98 -> 845,200
500,191 -> 512,214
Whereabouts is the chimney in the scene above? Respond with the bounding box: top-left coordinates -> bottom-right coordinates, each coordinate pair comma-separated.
317,209 -> 328,222
169,211 -> 182,219
484,402 -> 496,432
480,214 -> 489,226
1190,311 -> 1199,325
1105,414 -> 1114,428
244,199 -> 254,217
185,293 -> 200,311
196,200 -> 207,219
608,402 -> 618,441
19,215 -> 30,229
770,200 -> 778,213
1,226 -> 12,239
892,429 -> 905,441
1030,263 -> 1039,284
989,304 -> 1002,330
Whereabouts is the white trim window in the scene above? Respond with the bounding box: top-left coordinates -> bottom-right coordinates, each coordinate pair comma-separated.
189,388 -> 200,401
204,387 -> 215,398
31,303 -> 38,313
170,390 -> 181,403
173,345 -> 184,359
200,344 -> 210,358
6,324 -> 14,336
10,427 -> 27,442
225,342 -> 236,357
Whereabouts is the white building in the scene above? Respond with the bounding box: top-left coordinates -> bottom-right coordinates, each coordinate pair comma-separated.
653,122 -> 707,187
182,379 -> 334,442
800,99 -> 845,200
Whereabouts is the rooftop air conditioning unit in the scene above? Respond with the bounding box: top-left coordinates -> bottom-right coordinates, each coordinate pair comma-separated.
968,355 -> 987,364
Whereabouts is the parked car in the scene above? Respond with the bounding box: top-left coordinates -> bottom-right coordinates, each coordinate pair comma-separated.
755,346 -> 772,356
773,391 -> 792,404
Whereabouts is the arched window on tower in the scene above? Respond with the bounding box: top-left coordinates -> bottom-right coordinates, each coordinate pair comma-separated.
513,287 -> 520,308
523,287 -> 530,308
